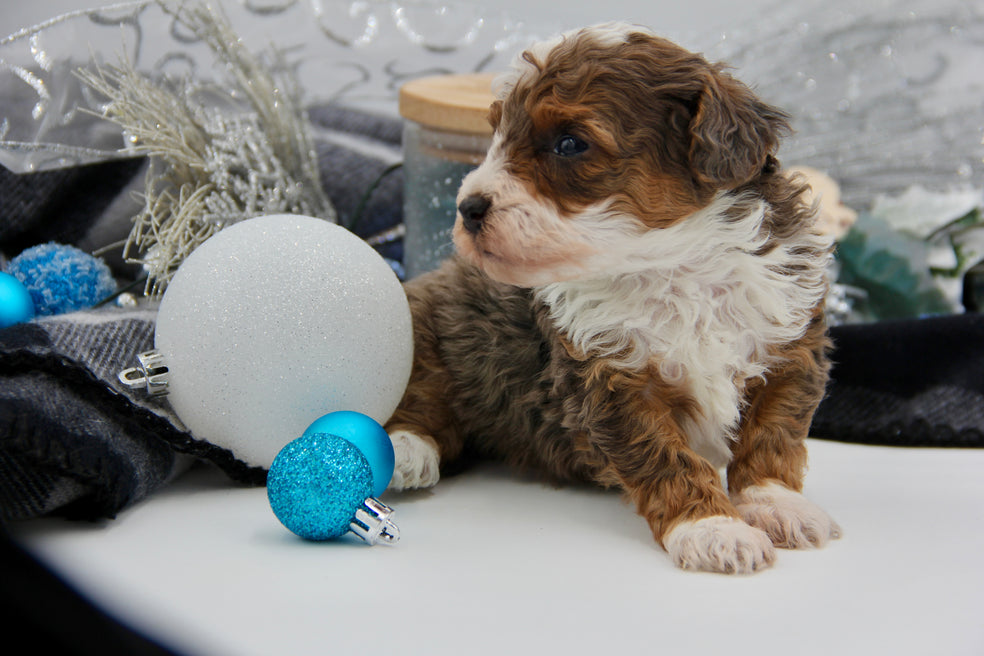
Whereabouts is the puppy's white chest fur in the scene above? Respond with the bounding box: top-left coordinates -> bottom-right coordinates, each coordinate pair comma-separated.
536,195 -> 830,466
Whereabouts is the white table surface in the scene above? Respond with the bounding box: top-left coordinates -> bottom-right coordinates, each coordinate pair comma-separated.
12,438 -> 984,656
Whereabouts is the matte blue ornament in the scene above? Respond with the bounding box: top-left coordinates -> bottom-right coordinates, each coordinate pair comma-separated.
0,272 -> 35,328
7,243 -> 116,317
267,432 -> 399,545
303,411 -> 395,497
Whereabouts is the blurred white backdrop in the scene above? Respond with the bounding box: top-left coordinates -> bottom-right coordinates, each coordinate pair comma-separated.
3,0 -> 773,43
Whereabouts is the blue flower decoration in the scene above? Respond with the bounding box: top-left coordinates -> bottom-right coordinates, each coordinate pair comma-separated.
7,243 -> 116,317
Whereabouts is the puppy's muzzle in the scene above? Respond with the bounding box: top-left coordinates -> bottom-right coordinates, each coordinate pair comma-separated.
458,194 -> 492,235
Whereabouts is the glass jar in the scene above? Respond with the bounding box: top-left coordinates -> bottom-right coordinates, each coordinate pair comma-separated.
399,73 -> 495,279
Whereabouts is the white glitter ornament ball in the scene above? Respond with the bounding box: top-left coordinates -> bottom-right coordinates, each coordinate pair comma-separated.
154,214 -> 413,469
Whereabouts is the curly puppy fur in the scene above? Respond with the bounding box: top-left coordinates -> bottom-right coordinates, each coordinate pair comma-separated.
386,23 -> 840,574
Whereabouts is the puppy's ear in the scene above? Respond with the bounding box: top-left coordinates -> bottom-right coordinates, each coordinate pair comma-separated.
688,69 -> 790,187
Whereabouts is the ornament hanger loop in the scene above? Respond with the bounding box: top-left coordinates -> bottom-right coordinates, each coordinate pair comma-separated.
118,349 -> 170,396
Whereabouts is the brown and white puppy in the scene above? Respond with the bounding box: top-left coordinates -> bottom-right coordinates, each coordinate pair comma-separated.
385,23 -> 840,574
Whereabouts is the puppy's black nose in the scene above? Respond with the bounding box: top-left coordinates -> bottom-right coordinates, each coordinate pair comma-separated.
458,195 -> 492,234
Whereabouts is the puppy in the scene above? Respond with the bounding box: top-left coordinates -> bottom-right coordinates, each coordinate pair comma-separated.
385,23 -> 840,574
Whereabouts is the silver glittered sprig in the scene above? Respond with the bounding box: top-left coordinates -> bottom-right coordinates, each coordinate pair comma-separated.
77,0 -> 335,296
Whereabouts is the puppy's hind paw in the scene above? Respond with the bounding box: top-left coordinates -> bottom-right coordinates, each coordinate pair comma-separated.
733,482 -> 841,549
387,430 -> 441,491
664,516 -> 776,574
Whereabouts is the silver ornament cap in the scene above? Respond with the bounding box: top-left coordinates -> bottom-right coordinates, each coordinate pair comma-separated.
118,349 -> 170,396
350,497 -> 400,546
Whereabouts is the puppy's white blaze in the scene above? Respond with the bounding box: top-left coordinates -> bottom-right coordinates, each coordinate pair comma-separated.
458,133 -> 509,196
664,516 -> 776,573
732,482 -> 842,548
535,194 -> 832,467
584,21 -> 651,46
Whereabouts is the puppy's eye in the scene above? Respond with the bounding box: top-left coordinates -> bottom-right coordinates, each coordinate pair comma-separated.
553,134 -> 589,157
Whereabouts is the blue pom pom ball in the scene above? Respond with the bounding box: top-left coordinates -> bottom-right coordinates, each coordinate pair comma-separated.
267,432 -> 374,541
7,243 -> 116,316
0,272 -> 35,328
303,411 -> 395,497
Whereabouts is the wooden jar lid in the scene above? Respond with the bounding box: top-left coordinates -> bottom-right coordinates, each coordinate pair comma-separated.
399,73 -> 497,135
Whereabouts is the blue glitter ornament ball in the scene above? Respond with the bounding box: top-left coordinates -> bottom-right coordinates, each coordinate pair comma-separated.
267,432 -> 374,541
7,243 -> 116,316
303,411 -> 395,497
0,272 -> 35,328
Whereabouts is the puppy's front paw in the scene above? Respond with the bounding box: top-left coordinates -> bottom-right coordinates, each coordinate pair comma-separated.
732,482 -> 842,549
664,516 -> 776,574
387,430 -> 441,491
